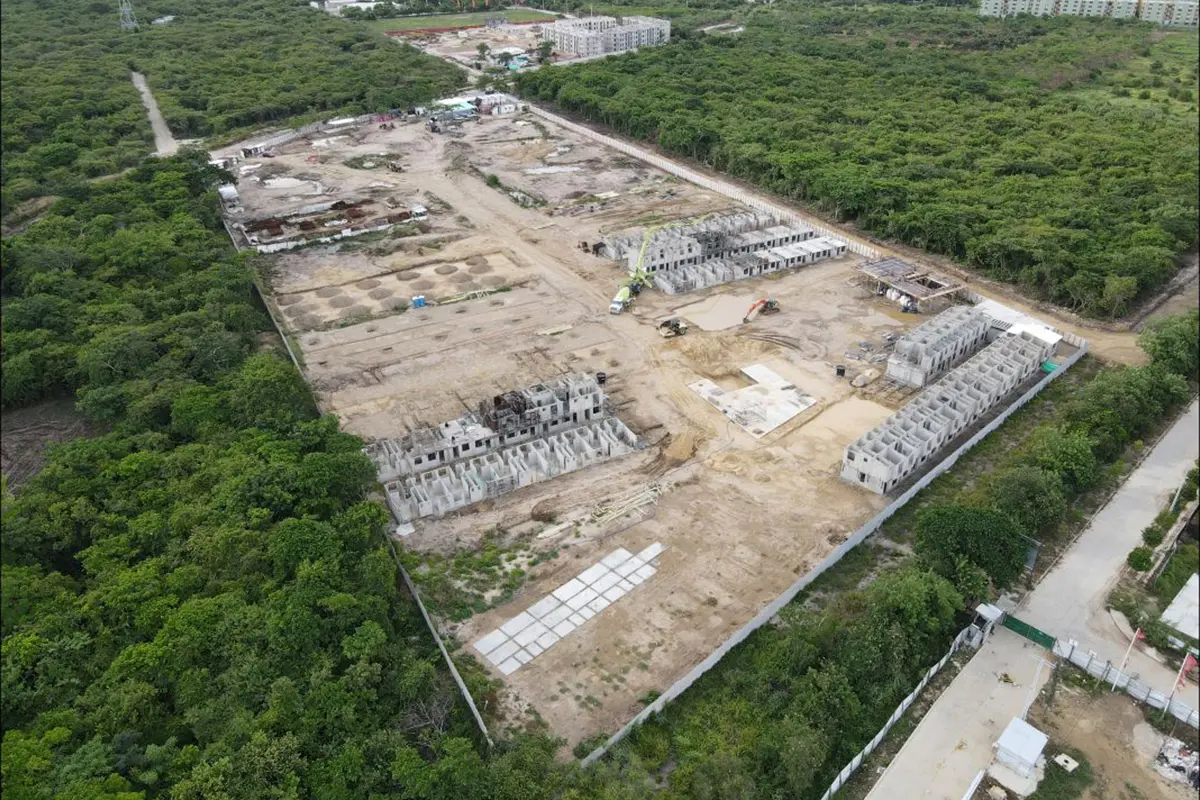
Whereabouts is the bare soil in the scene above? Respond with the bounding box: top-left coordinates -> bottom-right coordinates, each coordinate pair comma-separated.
1,399 -> 97,491
213,110 -> 1060,749
1029,686 -> 1194,800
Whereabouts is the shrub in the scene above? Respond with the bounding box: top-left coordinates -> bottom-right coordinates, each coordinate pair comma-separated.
1127,547 -> 1153,572
1142,526 -> 1164,548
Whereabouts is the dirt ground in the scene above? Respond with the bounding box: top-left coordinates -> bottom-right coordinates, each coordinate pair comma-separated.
212,110 -> 1051,748
0,399 -> 96,491
1028,685 -> 1195,800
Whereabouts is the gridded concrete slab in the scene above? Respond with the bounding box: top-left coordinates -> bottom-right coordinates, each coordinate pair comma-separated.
500,612 -> 534,637
602,549 -> 634,569
474,629 -> 508,656
689,365 -> 816,438
471,542 -> 667,675
527,596 -> 561,619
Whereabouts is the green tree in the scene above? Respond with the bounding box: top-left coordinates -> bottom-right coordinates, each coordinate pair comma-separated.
915,505 -> 1028,590
981,466 -> 1067,537
1138,310 -> 1199,379
1019,425 -> 1098,495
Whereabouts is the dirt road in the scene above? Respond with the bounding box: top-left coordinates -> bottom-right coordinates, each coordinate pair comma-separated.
131,72 -> 178,157
523,104 -> 1160,365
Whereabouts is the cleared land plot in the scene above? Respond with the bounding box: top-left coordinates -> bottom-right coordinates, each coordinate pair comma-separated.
218,110 -> 1004,747
0,400 -> 98,491
1019,686 -> 1195,800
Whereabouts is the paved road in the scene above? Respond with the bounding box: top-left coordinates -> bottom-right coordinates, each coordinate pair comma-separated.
131,71 -> 178,157
1021,399 -> 1199,706
867,400 -> 1199,800
866,628 -> 1052,800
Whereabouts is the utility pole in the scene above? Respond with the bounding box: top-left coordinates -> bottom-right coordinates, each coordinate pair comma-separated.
119,0 -> 138,31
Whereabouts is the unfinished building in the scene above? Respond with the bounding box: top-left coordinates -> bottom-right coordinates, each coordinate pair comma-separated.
604,212 -> 848,294
859,257 -> 964,313
885,305 -> 992,388
541,15 -> 671,58
842,327 -> 1059,494
229,197 -> 425,254
367,375 -> 638,522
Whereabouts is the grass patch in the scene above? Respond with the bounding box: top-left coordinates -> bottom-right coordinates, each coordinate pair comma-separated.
1029,743 -> 1093,799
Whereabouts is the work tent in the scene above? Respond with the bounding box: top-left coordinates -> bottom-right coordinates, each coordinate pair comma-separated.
995,717 -> 1047,778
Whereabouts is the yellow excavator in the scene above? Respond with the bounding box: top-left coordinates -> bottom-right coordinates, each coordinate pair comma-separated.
743,298 -> 780,324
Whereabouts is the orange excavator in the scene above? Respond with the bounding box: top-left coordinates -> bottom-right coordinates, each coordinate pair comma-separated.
743,298 -> 780,324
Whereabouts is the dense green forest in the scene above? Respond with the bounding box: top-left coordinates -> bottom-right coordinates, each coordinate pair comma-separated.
0,0 -> 463,217
519,6 -> 1200,317
3,0 -> 1198,796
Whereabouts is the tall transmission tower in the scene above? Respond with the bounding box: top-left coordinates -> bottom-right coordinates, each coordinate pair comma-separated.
119,0 -> 138,31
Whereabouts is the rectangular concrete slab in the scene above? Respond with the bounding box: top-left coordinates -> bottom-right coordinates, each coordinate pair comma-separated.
487,639 -> 520,666
578,605 -> 596,620
590,571 -> 622,595
498,658 -> 522,676
526,595 -> 561,619
552,620 -> 577,637
525,640 -> 545,657
617,578 -> 634,593
535,631 -> 561,650
500,612 -> 535,637
614,557 -> 644,578
577,563 -> 611,585
567,587 -> 599,610
473,629 -> 508,656
634,564 -> 656,582
626,570 -> 647,586
514,621 -> 550,647
540,604 -> 574,628
553,579 -> 586,602
588,596 -> 611,614
602,585 -> 627,603
601,548 -> 634,569
514,648 -> 533,665
568,612 -> 586,626
637,543 -> 665,562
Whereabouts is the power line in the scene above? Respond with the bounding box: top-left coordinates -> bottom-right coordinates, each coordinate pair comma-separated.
119,0 -> 138,31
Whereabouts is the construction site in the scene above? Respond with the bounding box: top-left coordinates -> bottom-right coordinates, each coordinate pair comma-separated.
211,104 -> 1082,747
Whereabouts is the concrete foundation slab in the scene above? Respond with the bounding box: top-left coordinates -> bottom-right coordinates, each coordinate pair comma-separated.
689,364 -> 816,438
470,544 -> 667,675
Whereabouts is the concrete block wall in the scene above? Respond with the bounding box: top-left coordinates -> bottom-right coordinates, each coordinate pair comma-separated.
369,374 -> 605,481
885,305 -> 992,388
654,236 -> 849,295
384,417 -> 638,522
842,330 -> 1054,494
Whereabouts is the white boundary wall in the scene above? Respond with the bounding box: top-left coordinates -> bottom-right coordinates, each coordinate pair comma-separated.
580,342 -> 1089,767
1053,639 -> 1200,728
525,106 -> 881,261
820,627 -> 973,800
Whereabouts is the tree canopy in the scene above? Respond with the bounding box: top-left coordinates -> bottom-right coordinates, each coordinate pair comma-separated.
518,6 -> 1199,317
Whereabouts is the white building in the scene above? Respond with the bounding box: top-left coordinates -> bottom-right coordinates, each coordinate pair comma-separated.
978,0 -> 1195,25
541,16 -> 671,58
